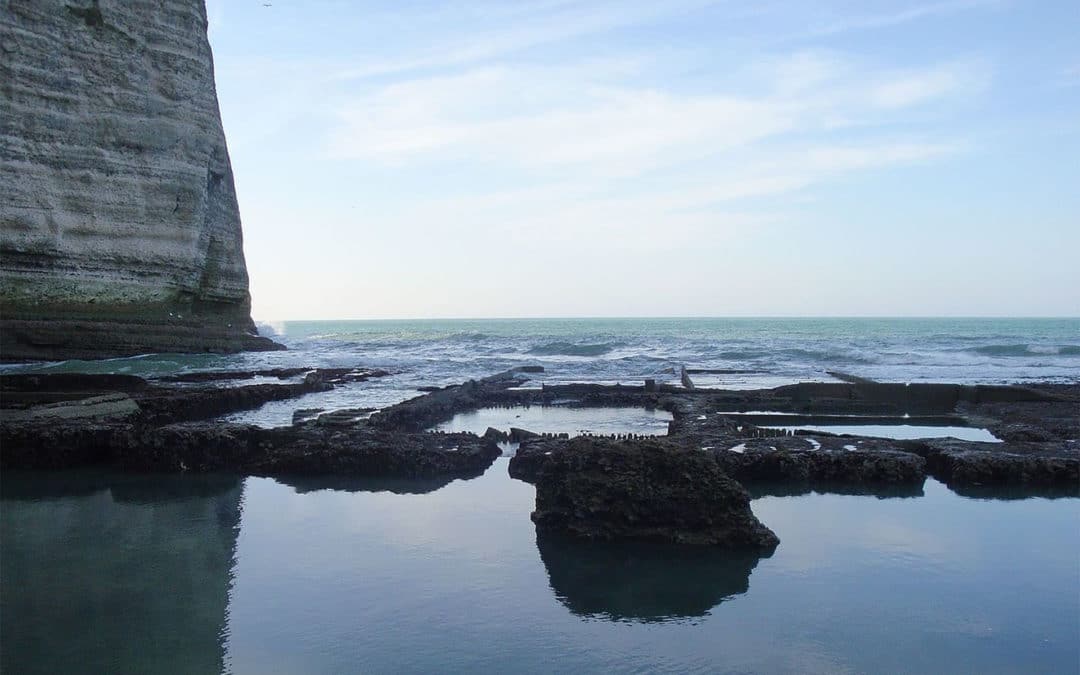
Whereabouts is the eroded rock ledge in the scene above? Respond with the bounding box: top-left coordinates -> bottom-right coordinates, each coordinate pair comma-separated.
529,437 -> 779,550
2,369 -> 1076,549
0,368 -> 514,480
4,370 -> 1077,493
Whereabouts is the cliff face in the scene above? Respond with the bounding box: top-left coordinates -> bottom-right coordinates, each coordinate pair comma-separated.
0,0 -> 281,360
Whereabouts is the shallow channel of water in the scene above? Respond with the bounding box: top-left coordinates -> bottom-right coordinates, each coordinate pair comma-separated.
433,405 -> 673,437
770,424 -> 1001,442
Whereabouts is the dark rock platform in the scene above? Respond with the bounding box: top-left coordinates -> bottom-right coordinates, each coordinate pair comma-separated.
2,368 -> 1076,550
4,369 -> 1076,495
528,437 -> 780,549
510,379 -> 1078,496
0,368 -> 518,481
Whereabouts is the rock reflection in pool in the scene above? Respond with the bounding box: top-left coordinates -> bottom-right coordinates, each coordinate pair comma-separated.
535,530 -> 769,623
274,473 -> 462,495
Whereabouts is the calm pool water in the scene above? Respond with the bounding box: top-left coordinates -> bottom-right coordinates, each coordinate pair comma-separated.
434,405 -> 673,437
770,424 -> 1001,442
2,463 -> 1077,674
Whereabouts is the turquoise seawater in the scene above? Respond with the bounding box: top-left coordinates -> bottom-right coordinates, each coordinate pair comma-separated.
5,318 -> 1077,427
7,318 -> 1080,384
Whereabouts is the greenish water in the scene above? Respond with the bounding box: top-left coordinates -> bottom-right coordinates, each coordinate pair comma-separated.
5,317 -> 1075,428
6,318 -> 1078,389
3,464 -> 1077,674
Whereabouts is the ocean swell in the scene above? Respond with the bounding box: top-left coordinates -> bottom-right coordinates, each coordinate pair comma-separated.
972,344 -> 1080,357
527,341 -> 622,357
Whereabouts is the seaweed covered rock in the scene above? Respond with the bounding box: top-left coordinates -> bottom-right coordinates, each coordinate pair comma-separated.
529,437 -> 779,550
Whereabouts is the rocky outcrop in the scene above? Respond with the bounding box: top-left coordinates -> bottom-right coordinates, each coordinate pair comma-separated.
0,0 -> 279,359
528,437 -> 780,549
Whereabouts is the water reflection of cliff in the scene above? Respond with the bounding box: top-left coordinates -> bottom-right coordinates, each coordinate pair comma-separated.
274,473 -> 460,495
536,531 -> 769,623
0,471 -> 243,675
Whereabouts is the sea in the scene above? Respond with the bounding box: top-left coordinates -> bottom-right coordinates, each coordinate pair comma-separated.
2,318 -> 1078,673
5,317 -> 1079,426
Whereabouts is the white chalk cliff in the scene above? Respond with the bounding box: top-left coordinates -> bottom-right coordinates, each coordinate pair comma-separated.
0,0 -> 280,359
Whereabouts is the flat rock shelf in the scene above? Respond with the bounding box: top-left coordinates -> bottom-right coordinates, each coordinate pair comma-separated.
2,368 -> 1077,552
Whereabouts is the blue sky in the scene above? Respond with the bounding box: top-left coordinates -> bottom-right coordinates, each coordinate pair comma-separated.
205,0 -> 1079,319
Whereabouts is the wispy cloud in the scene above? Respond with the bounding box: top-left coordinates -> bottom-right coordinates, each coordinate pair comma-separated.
331,0 -> 729,81
869,61 -> 987,108
326,55 -> 973,182
799,0 -> 1002,39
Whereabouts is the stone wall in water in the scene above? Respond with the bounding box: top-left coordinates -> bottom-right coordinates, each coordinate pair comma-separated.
0,0 -> 280,360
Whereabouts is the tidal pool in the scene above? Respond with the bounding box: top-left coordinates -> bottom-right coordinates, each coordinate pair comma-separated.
2,464 -> 1076,674
433,405 -> 673,438
769,424 -> 1001,442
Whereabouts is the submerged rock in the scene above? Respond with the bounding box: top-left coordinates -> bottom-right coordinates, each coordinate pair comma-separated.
528,437 -> 779,550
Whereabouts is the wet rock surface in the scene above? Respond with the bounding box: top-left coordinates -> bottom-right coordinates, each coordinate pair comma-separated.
666,383 -> 1078,495
527,437 -> 780,549
710,443 -> 926,492
2,370 -> 1076,502
1,418 -> 499,480
917,439 -> 1078,492
0,368 -> 502,480
1,369 -> 387,426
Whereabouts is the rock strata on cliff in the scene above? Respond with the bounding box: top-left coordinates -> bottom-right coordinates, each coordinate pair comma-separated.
0,0 -> 280,359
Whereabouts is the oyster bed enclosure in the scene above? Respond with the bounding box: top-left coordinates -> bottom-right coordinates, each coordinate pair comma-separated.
2,368 -> 1077,548
432,405 -> 673,440
2,369 -> 1076,494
